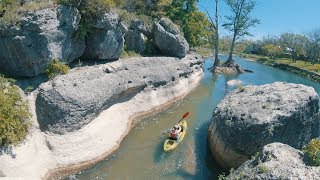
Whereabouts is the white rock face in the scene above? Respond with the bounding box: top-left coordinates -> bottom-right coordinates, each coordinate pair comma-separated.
0,54 -> 204,179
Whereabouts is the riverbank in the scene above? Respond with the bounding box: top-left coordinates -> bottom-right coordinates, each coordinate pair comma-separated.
240,53 -> 320,83
194,47 -> 320,83
0,55 -> 204,179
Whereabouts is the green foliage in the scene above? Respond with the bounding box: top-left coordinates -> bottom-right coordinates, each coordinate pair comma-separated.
303,139 -> 320,166
279,33 -> 309,62
257,164 -> 269,174
262,44 -> 281,59
162,0 -> 213,48
0,76 -> 30,146
45,58 -> 69,79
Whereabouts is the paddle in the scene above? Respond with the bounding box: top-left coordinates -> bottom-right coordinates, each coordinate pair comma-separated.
162,112 -> 190,135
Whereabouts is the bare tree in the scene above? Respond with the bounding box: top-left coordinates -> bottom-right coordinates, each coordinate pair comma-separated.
213,0 -> 219,67
201,0 -> 220,68
223,0 -> 259,65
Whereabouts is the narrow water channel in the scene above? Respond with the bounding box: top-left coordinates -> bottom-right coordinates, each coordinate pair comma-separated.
68,56 -> 320,180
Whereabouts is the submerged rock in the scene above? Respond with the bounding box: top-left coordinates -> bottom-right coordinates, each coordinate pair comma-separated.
36,54 -> 203,134
83,12 -> 124,60
208,82 -> 320,168
227,143 -> 320,179
0,5 -> 85,77
153,18 -> 189,58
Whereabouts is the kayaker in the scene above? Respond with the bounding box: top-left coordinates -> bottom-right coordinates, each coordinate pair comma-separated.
170,124 -> 182,140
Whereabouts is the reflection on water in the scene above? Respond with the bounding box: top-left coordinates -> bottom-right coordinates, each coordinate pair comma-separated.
69,55 -> 320,180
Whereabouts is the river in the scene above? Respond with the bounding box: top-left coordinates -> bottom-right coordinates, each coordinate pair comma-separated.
67,55 -> 320,180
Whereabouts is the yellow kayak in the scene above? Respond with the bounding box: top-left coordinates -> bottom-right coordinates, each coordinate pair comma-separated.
163,120 -> 187,152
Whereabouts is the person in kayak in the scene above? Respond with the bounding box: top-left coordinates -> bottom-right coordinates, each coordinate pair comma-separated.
170,124 -> 182,140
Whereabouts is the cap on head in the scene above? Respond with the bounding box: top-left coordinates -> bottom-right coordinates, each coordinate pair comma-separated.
174,125 -> 179,129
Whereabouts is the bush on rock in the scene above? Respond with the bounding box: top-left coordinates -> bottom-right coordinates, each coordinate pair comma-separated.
0,76 -> 30,146
303,139 -> 320,166
46,58 -> 69,79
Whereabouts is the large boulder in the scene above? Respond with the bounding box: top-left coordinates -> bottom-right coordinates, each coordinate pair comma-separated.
83,12 -> 124,60
36,54 -> 203,134
0,5 -> 85,77
227,143 -> 320,179
153,18 -> 189,58
124,19 -> 147,53
208,82 -> 320,168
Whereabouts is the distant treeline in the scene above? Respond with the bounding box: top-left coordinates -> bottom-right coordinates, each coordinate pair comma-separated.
243,30 -> 320,64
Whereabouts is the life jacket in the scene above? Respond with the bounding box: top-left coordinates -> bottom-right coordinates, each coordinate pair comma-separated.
171,131 -> 179,139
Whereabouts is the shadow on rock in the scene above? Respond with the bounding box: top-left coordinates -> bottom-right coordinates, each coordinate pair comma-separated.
0,146 -> 16,159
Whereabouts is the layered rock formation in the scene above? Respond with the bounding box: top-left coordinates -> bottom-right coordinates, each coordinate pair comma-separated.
154,18 -> 189,58
0,5 -> 85,77
227,143 -> 320,179
36,54 -> 203,134
83,12 -> 124,60
208,82 -> 320,168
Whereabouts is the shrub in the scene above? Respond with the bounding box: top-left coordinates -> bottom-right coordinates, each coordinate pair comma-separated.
303,139 -> 320,166
45,58 -> 69,79
121,50 -> 141,58
237,85 -> 245,92
0,75 -> 30,146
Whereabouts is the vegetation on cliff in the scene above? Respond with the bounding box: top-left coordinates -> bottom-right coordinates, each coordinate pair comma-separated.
0,76 -> 30,146
303,139 -> 320,166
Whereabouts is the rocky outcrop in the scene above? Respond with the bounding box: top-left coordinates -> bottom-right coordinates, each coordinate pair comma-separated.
208,82 -> 320,168
36,54 -> 203,134
153,18 -> 189,58
124,19 -> 147,53
227,143 -> 320,179
83,12 -> 124,60
0,5 -> 85,77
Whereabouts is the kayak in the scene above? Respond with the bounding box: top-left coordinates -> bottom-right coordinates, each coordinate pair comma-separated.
163,120 -> 187,152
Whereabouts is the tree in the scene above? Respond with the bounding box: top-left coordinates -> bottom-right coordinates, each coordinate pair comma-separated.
202,0 -> 220,68
164,0 -> 213,47
306,29 -> 320,65
223,0 -> 259,64
279,33 -> 309,62
212,0 -> 220,67
262,44 -> 281,59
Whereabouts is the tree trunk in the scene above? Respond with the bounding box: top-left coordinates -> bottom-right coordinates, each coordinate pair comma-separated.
213,0 -> 220,67
226,31 -> 237,65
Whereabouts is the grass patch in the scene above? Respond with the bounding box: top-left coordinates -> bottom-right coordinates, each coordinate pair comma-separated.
45,58 -> 69,79
193,47 -> 213,58
237,85 -> 245,92
257,164 -> 269,174
121,50 -> 141,58
303,139 -> 320,166
0,0 -> 55,28
0,75 -> 30,146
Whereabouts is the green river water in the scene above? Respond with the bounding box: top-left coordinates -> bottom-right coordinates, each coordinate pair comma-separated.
68,56 -> 320,180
